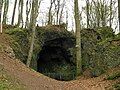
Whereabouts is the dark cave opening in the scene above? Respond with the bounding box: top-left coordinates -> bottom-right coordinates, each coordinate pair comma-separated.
37,38 -> 76,81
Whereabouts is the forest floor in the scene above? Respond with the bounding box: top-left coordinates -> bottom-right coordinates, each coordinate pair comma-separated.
0,32 -> 120,90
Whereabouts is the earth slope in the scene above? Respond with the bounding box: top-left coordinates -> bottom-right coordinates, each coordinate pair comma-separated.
0,32 -> 119,90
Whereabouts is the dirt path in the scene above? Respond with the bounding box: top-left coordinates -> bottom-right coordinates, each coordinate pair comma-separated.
0,33 -> 119,90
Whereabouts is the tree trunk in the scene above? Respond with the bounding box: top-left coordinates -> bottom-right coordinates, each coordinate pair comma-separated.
18,0 -> 24,27
86,0 -> 90,28
3,0 -> 9,24
66,10 -> 68,30
118,0 -> 120,32
48,0 -> 53,25
74,0 -> 82,76
11,0 -> 18,25
101,1 -> 106,27
56,0 -> 60,24
26,0 -> 40,67
26,24 -> 36,67
96,1 -> 100,27
109,0 -> 112,27
0,0 -> 3,33
59,0 -> 65,24
25,0 -> 32,28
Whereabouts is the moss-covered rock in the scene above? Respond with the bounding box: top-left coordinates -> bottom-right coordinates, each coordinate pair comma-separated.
6,26 -> 76,80
6,28 -> 29,63
95,27 -> 115,40
107,71 -> 120,80
113,83 -> 120,90
6,26 -> 120,79
81,27 -> 120,76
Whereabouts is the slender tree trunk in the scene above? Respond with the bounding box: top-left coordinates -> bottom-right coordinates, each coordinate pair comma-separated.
48,0 -> 53,25
3,0 -> 9,24
101,1 -> 106,27
66,10 -> 68,30
25,0 -> 31,28
27,0 -> 40,67
11,0 -> 18,25
96,1 -> 100,27
86,0 -> 90,28
21,0 -> 24,27
109,0 -> 112,27
93,0 -> 100,27
74,0 -> 82,76
26,24 -> 36,67
0,0 -> 3,33
118,0 -> 120,32
59,0 -> 65,24
56,0 -> 60,24
18,0 -> 24,27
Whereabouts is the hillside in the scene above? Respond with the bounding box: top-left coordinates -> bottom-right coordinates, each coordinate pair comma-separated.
0,28 -> 120,90
0,0 -> 120,89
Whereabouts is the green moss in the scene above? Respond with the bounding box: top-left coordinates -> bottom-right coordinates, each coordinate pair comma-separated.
113,83 -> 120,90
107,72 -> 120,80
81,28 -> 120,77
96,27 -> 115,39
5,27 -> 26,35
5,28 -> 29,63
114,33 -> 120,40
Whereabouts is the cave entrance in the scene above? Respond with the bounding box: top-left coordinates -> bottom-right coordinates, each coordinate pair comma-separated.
37,38 -> 76,81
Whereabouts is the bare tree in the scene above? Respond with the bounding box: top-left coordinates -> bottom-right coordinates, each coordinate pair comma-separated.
56,0 -> 60,24
11,0 -> 18,25
109,0 -> 113,27
27,0 -> 41,67
0,0 -> 3,33
59,0 -> 66,24
29,0 -> 41,29
74,0 -> 82,76
65,10 -> 68,30
18,0 -> 24,27
118,0 -> 120,32
92,0 -> 101,27
25,0 -> 32,28
3,0 -> 9,24
100,0 -> 107,27
48,0 -> 56,25
86,0 -> 90,28
84,0 -> 117,28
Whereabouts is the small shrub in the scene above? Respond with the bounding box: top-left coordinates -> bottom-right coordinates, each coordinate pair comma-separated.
5,27 -> 25,35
